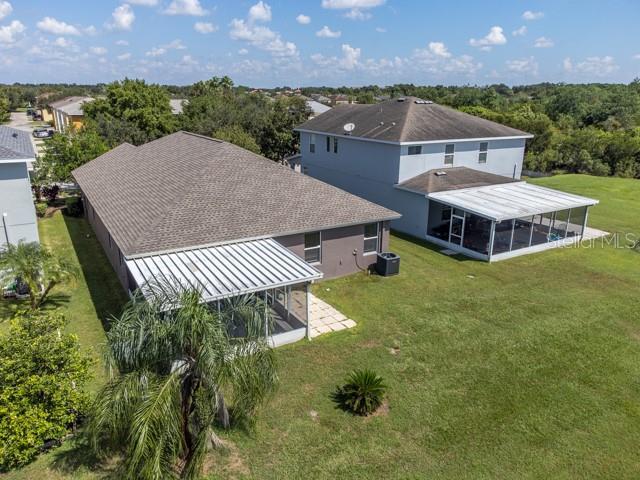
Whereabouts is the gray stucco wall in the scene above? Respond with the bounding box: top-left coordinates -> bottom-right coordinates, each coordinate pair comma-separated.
83,196 -> 131,292
276,221 -> 391,279
0,161 -> 39,248
398,138 -> 526,182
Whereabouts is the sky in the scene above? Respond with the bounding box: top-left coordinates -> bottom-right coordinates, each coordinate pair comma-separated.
0,0 -> 639,87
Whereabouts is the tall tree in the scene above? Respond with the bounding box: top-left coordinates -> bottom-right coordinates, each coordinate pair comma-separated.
83,79 -> 177,146
0,241 -> 77,310
213,125 -> 261,154
87,285 -> 278,480
0,91 -> 10,123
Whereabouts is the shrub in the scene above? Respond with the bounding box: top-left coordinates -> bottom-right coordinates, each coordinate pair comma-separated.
41,185 -> 60,204
34,202 -> 47,218
65,196 -> 83,217
0,310 -> 92,470
331,369 -> 387,416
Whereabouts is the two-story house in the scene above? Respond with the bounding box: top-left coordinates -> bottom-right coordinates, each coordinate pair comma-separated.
0,126 -> 39,249
295,97 -> 599,261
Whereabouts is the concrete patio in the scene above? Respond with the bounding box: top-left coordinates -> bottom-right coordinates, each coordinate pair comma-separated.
308,293 -> 356,338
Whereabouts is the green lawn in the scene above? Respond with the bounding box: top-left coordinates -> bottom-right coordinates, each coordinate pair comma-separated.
3,174 -> 640,479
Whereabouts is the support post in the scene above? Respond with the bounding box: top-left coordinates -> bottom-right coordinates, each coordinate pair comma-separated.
305,283 -> 311,341
581,207 -> 589,237
488,220 -> 496,262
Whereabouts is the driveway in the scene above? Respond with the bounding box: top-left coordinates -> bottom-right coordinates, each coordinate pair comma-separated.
7,111 -> 47,157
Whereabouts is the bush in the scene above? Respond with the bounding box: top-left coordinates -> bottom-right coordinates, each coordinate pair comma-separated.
64,196 -> 83,217
41,185 -> 60,204
0,310 -> 92,470
331,369 -> 387,416
34,202 -> 47,218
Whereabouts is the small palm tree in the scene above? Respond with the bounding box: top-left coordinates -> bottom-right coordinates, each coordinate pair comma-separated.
0,241 -> 77,309
331,369 -> 387,416
86,282 -> 278,480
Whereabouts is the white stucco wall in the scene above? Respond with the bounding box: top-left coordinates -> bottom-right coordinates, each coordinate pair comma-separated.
0,161 -> 39,248
398,138 -> 526,183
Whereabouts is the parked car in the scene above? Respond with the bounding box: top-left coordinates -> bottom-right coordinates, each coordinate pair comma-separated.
33,127 -> 54,138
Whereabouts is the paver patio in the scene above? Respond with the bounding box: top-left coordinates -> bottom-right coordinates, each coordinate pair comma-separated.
307,293 -> 356,338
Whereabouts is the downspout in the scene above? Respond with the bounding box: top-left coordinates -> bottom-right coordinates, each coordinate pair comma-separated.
1,213 -> 9,247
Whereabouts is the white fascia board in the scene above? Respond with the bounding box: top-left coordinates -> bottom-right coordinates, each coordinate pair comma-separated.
0,157 -> 35,164
294,128 -> 533,146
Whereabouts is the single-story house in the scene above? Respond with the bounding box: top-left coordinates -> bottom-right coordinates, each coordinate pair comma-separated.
295,96 -> 599,261
49,96 -> 94,133
0,126 -> 39,249
73,131 -> 400,346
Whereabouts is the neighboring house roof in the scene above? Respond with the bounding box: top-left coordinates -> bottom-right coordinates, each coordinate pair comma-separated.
306,100 -> 331,117
396,167 -> 519,194
49,96 -> 94,116
296,96 -> 532,143
73,131 -> 400,257
0,126 -> 35,160
170,99 -> 187,115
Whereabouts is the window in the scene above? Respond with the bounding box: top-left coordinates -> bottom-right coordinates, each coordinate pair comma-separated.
478,142 -> 488,163
304,231 -> 321,264
363,223 -> 379,254
441,206 -> 452,222
333,137 -> 338,154
444,144 -> 455,165
310,134 -> 316,153
408,145 -> 422,155
326,136 -> 331,152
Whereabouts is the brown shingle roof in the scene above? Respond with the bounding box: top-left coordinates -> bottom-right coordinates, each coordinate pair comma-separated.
73,131 -> 400,257
296,96 -> 531,143
396,167 -> 520,194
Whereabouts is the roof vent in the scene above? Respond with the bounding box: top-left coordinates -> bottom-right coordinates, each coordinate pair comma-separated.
397,97 -> 406,102
12,133 -> 18,138
434,171 -> 448,177
379,121 -> 384,126
391,122 -> 396,126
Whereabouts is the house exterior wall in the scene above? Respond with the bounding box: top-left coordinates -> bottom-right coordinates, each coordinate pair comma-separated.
398,138 -> 526,182
275,221 -> 391,279
0,161 -> 39,249
299,132 -> 526,239
82,195 -> 131,292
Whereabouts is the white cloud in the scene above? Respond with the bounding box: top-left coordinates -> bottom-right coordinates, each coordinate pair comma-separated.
181,54 -> 197,66
316,25 -> 341,38
0,1 -> 12,21
146,39 -> 186,56
164,0 -> 208,16
428,41 -> 450,58
238,48 -> 248,55
339,43 -> 361,69
37,17 -> 81,36
248,1 -> 271,23
506,56 -> 538,74
90,46 -> 107,55
146,47 -> 166,57
296,14 -> 311,24
564,56 -> 619,77
84,25 -> 97,35
53,37 -> 73,48
194,21 -> 217,33
469,26 -> 506,50
128,0 -> 159,5
109,4 -> 135,30
321,0 -> 385,21
512,25 -> 527,36
522,10 -> 544,21
375,26 -> 386,33
534,36 -> 554,48
0,19 -> 24,44
634,54 -> 640,60
229,3 -> 298,58
116,39 -> 129,46
117,52 -> 131,60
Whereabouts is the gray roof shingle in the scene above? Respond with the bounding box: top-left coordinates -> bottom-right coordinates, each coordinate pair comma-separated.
397,167 -> 520,194
49,96 -> 94,116
73,131 -> 400,257
296,96 -> 532,143
0,126 -> 35,160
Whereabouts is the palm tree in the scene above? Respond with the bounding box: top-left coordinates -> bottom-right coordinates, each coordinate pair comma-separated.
0,241 -> 77,309
86,282 -> 278,480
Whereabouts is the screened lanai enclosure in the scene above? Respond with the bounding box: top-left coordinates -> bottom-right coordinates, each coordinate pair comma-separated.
125,238 -> 323,347
425,182 -> 599,261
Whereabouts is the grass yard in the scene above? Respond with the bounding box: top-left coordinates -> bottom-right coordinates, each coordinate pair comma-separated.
2,174 -> 640,479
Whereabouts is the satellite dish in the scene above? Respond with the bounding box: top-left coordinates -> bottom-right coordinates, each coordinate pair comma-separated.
343,122 -> 355,134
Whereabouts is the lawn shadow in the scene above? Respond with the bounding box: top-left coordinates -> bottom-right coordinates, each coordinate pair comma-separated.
62,214 -> 128,332
390,230 -> 480,263
50,436 -> 122,479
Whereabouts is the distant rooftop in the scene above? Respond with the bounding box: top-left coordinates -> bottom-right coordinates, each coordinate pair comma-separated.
296,96 -> 532,143
396,167 -> 520,194
0,126 -> 35,160
49,96 -> 94,116
170,99 -> 187,115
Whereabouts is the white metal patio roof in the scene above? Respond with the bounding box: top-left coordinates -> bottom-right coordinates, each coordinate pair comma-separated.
428,182 -> 598,221
126,238 -> 323,303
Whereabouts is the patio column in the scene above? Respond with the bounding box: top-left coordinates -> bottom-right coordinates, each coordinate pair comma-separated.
305,282 -> 311,341
581,207 -> 589,237
488,220 -> 496,262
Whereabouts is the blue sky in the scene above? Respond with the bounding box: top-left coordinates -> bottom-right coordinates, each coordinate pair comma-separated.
0,0 -> 638,86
